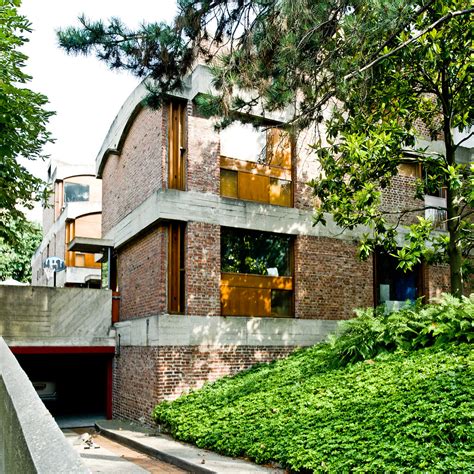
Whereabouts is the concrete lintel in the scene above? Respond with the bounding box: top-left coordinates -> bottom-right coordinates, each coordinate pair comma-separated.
5,337 -> 116,348
114,314 -> 339,348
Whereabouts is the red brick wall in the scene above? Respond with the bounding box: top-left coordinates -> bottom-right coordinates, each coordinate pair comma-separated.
423,264 -> 451,301
102,107 -> 165,236
185,222 -> 221,316
187,111 -> 220,194
117,226 -> 167,320
294,128 -> 320,211
113,345 -> 295,424
295,236 -> 373,319
380,175 -> 424,225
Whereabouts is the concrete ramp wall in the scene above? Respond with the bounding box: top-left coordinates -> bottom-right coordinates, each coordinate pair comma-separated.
0,337 -> 87,473
0,286 -> 113,346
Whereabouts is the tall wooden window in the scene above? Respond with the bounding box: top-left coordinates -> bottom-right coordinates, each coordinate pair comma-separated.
168,222 -> 186,314
168,101 -> 186,190
220,228 -> 293,317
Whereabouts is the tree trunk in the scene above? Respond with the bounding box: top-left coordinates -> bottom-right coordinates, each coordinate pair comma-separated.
447,220 -> 463,297
440,62 -> 464,298
444,119 -> 463,297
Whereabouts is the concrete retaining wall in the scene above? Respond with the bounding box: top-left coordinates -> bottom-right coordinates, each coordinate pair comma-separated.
0,286 -> 113,346
0,337 -> 87,473
115,313 -> 339,347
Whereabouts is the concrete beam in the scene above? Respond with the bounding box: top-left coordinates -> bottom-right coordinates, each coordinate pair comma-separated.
0,286 -> 114,346
68,236 -> 113,253
104,188 -> 374,249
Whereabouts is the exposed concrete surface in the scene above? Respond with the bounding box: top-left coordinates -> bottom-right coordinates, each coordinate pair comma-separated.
104,188 -> 376,250
115,314 -> 338,347
64,429 -> 148,473
96,420 -> 284,474
65,428 -> 187,473
0,286 -> 114,347
0,337 -> 87,473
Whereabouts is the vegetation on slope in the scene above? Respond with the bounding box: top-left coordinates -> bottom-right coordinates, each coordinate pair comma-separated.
153,295 -> 474,472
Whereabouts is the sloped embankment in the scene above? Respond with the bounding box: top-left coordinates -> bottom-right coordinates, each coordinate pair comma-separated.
153,295 -> 473,472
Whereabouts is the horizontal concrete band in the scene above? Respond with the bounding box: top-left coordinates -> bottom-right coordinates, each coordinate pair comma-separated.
105,188 -> 374,249
115,314 -> 339,348
4,337 -> 115,348
0,337 -> 87,473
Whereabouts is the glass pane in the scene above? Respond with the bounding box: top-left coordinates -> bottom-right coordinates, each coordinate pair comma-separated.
64,183 -> 90,202
220,122 -> 267,163
220,169 -> 238,197
221,228 -> 292,276
269,178 -> 292,206
271,290 -> 292,317
398,163 -> 420,178
376,251 -> 419,303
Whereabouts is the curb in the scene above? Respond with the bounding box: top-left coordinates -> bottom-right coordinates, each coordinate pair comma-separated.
95,422 -> 215,474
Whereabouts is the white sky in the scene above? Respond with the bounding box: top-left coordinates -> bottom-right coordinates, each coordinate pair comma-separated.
19,0 -> 177,221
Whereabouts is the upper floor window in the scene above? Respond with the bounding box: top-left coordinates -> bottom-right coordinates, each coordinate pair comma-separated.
220,122 -> 293,207
64,182 -> 89,202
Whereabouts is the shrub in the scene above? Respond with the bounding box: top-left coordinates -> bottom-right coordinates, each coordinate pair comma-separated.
328,293 -> 474,366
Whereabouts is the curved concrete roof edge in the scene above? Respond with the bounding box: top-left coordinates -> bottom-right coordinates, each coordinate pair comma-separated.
95,65 -> 212,177
95,63 -> 297,178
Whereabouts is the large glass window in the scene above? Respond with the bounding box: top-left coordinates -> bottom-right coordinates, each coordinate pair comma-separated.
220,123 -> 293,207
221,228 -> 291,276
220,228 -> 293,317
64,182 -> 89,202
220,122 -> 267,163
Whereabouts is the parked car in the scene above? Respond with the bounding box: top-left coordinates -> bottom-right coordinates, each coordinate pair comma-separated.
32,381 -> 57,402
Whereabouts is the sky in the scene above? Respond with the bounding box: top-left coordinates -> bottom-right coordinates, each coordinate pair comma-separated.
19,0 -> 177,220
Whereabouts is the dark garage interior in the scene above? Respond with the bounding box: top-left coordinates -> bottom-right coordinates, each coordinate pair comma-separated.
14,352 -> 111,421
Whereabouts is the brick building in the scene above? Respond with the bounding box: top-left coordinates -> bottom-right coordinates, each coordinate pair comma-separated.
31,160 -> 103,288
90,65 -> 456,423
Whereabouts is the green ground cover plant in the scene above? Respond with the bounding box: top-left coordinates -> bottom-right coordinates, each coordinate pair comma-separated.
153,295 -> 474,472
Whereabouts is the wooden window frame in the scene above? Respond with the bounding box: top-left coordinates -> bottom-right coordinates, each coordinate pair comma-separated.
168,222 -> 186,314
168,101 -> 186,190
220,229 -> 294,317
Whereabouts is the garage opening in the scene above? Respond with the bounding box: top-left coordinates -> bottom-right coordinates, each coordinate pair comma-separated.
13,349 -> 113,426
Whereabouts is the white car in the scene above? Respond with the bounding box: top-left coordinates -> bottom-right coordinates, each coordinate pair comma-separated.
32,381 -> 57,402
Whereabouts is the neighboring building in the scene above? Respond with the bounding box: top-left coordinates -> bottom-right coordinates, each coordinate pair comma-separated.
84,65 -> 463,423
31,160 -> 103,288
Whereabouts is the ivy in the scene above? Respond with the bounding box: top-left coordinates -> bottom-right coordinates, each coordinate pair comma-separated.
153,295 -> 474,472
